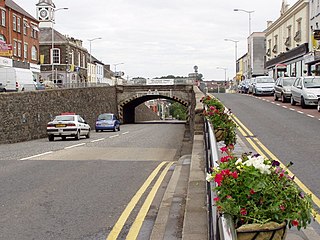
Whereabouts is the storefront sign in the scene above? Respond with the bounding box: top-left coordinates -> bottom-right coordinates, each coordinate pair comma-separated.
0,56 -> 13,67
314,30 -> 320,40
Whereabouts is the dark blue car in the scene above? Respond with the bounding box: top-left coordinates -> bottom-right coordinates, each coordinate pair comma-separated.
95,113 -> 120,132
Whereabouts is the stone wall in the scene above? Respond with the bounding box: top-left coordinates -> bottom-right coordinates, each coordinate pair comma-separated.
0,87 -> 117,144
135,104 -> 161,122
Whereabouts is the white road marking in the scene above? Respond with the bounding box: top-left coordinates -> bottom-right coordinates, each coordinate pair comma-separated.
90,138 -> 105,143
64,143 -> 86,149
290,108 -> 295,111
109,134 -> 120,138
276,103 -> 281,106
121,131 -> 129,135
307,114 -> 315,118
297,111 -> 304,114
282,106 -> 288,109
20,151 -> 53,161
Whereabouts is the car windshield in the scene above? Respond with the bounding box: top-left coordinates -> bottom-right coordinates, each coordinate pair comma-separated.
256,78 -> 274,83
304,77 -> 320,88
98,114 -> 113,120
54,115 -> 75,121
283,78 -> 295,86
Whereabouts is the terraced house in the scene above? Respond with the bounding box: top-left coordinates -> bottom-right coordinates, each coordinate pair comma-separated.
0,0 -> 40,80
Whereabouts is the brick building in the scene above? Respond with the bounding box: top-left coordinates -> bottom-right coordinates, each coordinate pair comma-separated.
0,0 -> 40,79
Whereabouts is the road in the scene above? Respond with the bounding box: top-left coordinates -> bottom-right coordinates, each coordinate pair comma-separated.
0,123 -> 190,240
213,93 -> 320,233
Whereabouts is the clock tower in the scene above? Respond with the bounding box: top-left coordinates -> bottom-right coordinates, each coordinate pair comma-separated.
36,0 -> 55,28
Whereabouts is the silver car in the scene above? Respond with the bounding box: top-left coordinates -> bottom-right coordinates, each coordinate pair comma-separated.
252,76 -> 275,96
274,77 -> 295,102
291,76 -> 320,108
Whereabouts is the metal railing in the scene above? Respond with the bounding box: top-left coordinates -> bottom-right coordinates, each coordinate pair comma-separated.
204,118 -> 237,240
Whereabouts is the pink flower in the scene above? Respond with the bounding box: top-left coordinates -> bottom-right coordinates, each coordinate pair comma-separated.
221,156 -> 232,163
226,195 -> 232,199
240,208 -> 247,215
213,197 -> 220,202
232,171 -> 238,179
250,189 -> 255,194
220,146 -> 228,153
279,205 -> 285,211
214,173 -> 223,186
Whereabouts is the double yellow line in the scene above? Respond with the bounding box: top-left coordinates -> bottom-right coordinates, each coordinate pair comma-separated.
106,161 -> 173,240
232,114 -> 320,224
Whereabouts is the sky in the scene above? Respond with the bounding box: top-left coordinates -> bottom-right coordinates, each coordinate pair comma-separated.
14,0 -> 298,80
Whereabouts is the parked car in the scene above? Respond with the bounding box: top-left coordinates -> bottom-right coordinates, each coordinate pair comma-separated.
318,98 -> 320,112
274,77 -> 295,102
248,78 -> 255,94
95,113 -> 120,132
291,76 -> 320,108
252,76 -> 275,96
0,67 -> 35,92
240,79 -> 250,93
47,112 -> 90,141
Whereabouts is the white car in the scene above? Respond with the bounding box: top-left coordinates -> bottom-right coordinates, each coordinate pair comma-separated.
291,76 -> 320,108
47,113 -> 91,141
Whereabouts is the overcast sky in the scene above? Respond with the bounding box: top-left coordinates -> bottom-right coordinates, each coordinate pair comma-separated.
15,0 -> 297,80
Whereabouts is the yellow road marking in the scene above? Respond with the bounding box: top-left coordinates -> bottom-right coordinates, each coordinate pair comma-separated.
126,162 -> 174,240
235,115 -> 320,224
106,161 -> 167,240
232,115 -> 254,137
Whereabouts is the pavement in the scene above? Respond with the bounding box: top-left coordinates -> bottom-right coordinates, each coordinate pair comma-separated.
150,132 -> 320,240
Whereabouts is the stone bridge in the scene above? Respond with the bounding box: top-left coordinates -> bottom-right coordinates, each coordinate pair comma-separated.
116,84 -> 195,123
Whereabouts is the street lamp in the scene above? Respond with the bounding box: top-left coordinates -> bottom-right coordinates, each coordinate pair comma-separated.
217,67 -> 227,82
233,9 -> 254,36
88,37 -> 102,82
51,7 -> 68,83
224,38 -> 239,81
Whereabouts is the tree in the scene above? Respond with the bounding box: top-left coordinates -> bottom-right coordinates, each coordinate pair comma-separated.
169,102 -> 187,120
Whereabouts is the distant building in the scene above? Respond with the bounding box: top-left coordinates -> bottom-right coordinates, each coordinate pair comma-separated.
0,0 -> 40,80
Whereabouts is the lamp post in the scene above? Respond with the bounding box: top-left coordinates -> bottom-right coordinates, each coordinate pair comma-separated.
88,37 -> 102,82
51,7 -> 68,83
224,38 -> 239,83
233,8 -> 254,36
113,62 -> 124,86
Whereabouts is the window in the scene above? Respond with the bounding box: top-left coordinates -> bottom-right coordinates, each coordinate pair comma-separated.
1,9 -> 5,27
78,52 -> 81,66
17,17 -> 21,33
70,50 -> 74,65
51,48 -> 60,64
24,43 -> 28,59
17,42 -> 21,57
31,46 -> 37,61
23,20 -> 29,35
13,40 -> 17,56
82,54 -> 86,68
13,15 -> 16,31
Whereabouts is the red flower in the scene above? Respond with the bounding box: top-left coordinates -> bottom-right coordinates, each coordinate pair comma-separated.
221,169 -> 230,176
250,189 -> 255,195
213,197 -> 220,202
240,208 -> 247,215
226,195 -> 232,199
220,146 -> 228,153
291,219 -> 299,227
221,156 -> 232,163
214,173 -> 223,186
279,205 -> 285,211
232,171 -> 238,179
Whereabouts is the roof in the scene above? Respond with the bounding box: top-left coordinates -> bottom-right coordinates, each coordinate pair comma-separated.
39,27 -> 67,44
6,0 -> 38,22
36,0 -> 55,8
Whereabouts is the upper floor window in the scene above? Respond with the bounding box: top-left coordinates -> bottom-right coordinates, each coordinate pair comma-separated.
70,50 -> 74,65
1,9 -> 6,27
13,40 -> 17,56
78,52 -> 81,66
13,15 -> 16,31
31,25 -> 39,38
82,54 -> 86,68
31,46 -> 38,61
24,43 -> 28,59
17,42 -> 21,57
51,48 -> 60,64
23,20 -> 29,35
17,17 -> 21,33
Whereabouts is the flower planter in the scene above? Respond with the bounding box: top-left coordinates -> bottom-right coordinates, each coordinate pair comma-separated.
236,221 -> 287,240
214,128 -> 225,142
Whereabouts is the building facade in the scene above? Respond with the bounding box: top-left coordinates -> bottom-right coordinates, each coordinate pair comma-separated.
0,0 -> 40,80
265,0 -> 309,79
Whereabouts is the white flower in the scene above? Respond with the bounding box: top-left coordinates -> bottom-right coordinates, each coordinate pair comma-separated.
235,158 -> 243,165
206,173 -> 214,182
243,156 -> 271,174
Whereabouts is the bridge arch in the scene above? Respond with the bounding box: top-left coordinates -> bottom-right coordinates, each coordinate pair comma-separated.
119,94 -> 190,124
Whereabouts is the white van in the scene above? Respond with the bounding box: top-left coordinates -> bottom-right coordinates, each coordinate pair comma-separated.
0,67 -> 36,92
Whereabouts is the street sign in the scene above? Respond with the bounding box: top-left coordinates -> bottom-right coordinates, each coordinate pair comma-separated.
0,40 -> 12,57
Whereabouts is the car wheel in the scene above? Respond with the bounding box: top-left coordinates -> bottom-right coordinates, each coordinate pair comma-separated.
118,125 -> 120,131
290,97 -> 296,106
113,125 -> 117,132
75,130 -> 80,140
274,93 -> 278,101
61,136 -> 66,140
95,129 -> 99,132
281,94 -> 286,103
86,130 -> 90,138
301,97 -> 306,108
48,135 -> 54,141
318,100 -> 320,112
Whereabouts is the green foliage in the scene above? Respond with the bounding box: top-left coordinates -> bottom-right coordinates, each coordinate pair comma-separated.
169,102 -> 187,120
207,150 -> 315,230
201,95 -> 237,145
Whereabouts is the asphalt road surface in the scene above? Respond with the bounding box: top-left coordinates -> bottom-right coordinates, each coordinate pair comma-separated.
0,123 -> 188,240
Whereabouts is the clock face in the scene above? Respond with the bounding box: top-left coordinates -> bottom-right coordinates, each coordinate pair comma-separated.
39,9 -> 48,18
